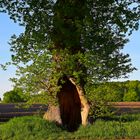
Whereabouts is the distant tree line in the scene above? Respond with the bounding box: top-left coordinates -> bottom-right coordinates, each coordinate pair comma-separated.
2,88 -> 29,103
86,80 -> 140,102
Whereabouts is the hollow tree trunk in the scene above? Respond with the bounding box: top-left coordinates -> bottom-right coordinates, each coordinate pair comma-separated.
44,75 -> 90,131
57,76 -> 82,132
69,77 -> 90,126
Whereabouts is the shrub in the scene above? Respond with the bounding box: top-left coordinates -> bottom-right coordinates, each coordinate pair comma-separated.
85,84 -> 114,120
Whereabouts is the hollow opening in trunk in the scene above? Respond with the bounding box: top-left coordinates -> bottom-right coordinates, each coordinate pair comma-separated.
57,75 -> 82,132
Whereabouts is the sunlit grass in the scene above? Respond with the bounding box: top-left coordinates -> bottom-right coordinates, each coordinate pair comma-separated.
0,115 -> 140,140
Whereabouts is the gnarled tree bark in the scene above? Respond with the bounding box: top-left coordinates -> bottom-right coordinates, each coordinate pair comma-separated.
56,75 -> 90,132
69,77 -> 90,126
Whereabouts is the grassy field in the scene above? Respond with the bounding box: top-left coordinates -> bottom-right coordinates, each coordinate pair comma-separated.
0,122 -> 4,125
0,114 -> 140,140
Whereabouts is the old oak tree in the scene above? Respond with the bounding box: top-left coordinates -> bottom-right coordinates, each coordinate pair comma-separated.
1,0 -> 140,131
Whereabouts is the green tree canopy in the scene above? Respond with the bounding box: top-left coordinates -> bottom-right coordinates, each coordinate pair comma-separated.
86,80 -> 140,103
0,0 -> 140,102
2,88 -> 28,103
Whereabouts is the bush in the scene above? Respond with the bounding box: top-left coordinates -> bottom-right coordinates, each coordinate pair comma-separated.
85,84 -> 114,120
2,88 -> 29,103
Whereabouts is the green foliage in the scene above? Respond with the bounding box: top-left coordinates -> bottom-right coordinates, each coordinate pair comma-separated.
123,80 -> 140,101
85,80 -> 140,118
85,84 -> 113,119
123,90 -> 140,101
0,1 -> 140,103
27,91 -> 58,105
1,115 -> 140,139
2,88 -> 29,103
86,80 -> 140,103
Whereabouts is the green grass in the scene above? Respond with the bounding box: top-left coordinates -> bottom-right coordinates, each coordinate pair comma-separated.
0,115 -> 140,140
98,113 -> 140,122
0,122 -> 4,125
76,120 -> 140,139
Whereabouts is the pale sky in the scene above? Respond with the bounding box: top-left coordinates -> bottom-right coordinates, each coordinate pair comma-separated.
0,13 -> 140,98
0,13 -> 24,98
